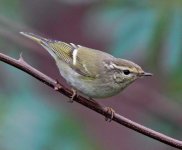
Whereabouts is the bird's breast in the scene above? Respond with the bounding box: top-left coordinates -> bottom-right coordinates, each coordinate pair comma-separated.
56,60 -> 125,98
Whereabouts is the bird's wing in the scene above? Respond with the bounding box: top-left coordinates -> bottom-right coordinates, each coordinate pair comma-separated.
48,41 -> 101,79
20,32 -> 108,79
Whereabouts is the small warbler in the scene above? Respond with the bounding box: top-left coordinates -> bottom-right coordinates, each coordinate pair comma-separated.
20,32 -> 152,120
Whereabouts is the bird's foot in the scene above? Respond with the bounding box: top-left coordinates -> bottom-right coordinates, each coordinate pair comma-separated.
68,88 -> 77,103
105,107 -> 115,122
54,80 -> 62,91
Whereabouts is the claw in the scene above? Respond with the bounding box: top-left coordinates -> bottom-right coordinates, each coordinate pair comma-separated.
105,107 -> 115,122
68,89 -> 77,103
54,80 -> 62,91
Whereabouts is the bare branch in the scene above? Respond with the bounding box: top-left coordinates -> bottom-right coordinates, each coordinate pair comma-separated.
0,52 -> 182,149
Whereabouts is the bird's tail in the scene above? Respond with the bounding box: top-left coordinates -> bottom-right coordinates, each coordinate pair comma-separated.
20,32 -> 48,44
20,32 -> 58,59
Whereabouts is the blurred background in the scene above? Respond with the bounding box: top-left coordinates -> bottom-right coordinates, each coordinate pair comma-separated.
0,0 -> 182,150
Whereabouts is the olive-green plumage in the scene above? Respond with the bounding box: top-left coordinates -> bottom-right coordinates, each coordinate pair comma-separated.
20,32 -> 152,98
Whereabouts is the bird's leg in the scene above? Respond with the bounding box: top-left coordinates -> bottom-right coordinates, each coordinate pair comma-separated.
68,88 -> 77,103
54,80 -> 62,91
105,107 -> 115,122
54,81 -> 77,103
88,98 -> 115,121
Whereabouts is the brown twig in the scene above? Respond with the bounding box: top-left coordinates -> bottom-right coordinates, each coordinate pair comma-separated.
0,52 -> 182,149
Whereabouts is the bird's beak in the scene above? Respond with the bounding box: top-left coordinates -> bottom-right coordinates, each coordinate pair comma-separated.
141,72 -> 153,77
138,72 -> 153,77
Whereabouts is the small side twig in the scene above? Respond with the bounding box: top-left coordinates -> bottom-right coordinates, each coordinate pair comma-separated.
0,52 -> 182,149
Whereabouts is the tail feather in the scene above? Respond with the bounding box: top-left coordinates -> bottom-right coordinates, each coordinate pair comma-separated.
20,32 -> 58,59
20,32 -> 47,44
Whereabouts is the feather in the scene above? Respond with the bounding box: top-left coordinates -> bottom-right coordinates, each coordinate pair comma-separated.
20,32 -> 113,79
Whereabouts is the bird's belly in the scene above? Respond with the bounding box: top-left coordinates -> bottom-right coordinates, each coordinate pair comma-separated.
80,80 -> 123,98
69,77 -> 123,99
56,61 -> 123,99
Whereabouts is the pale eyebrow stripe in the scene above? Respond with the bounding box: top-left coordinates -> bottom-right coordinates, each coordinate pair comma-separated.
111,63 -> 130,71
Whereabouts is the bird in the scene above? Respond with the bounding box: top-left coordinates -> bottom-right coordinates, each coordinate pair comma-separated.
20,32 -> 152,121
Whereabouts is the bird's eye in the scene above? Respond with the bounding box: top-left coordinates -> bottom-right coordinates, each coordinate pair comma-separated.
123,70 -> 130,75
